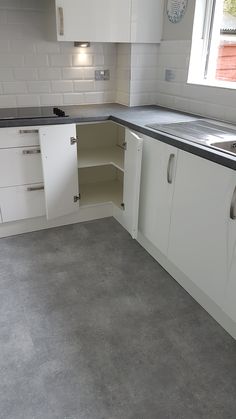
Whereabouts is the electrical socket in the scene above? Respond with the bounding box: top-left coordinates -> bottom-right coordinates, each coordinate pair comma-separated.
95,69 -> 110,81
165,69 -> 176,82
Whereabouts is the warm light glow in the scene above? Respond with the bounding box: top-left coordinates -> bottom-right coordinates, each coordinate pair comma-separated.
74,42 -> 90,48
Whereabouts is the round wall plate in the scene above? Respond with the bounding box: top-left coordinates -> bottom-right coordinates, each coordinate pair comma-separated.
166,0 -> 188,23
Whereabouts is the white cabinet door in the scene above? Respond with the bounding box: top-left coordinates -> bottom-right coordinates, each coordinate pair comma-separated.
39,124 -> 79,220
113,130 -> 143,239
138,135 -> 178,256
168,150 -> 234,307
55,0 -> 131,42
131,0 -> 164,43
224,184 -> 236,322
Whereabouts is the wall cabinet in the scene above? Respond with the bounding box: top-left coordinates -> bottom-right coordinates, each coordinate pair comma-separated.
139,135 -> 178,255
50,0 -> 163,43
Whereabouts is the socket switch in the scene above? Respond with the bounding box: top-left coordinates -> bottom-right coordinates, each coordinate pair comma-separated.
95,69 -> 110,81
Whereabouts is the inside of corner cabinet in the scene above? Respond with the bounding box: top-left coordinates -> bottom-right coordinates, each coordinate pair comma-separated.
76,122 -> 125,208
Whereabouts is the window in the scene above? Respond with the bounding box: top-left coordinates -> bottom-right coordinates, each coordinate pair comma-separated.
188,0 -> 236,88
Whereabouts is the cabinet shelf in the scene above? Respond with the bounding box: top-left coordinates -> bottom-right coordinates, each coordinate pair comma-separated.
78,147 -> 124,172
79,179 -> 123,208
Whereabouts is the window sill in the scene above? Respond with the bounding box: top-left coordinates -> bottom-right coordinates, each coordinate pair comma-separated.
187,78 -> 236,90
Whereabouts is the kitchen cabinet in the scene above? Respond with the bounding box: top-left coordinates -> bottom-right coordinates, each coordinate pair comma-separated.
224,185 -> 236,322
77,122 -> 143,239
131,0 -> 164,43
39,124 -> 79,220
168,150 -> 235,307
138,135 -> 178,255
0,122 -> 142,240
50,0 -> 163,43
0,124 -> 79,223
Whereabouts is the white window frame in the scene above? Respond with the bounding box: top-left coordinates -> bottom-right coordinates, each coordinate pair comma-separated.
188,0 -> 236,89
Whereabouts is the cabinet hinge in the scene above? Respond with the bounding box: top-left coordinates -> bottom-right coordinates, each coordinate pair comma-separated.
70,136 -> 79,145
118,142 -> 127,151
74,194 -> 80,203
121,202 -> 125,211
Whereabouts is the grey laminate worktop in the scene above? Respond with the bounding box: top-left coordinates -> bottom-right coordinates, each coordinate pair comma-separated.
0,103 -> 235,170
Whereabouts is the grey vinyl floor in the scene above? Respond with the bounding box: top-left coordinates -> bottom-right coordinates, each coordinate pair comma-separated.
0,217 -> 235,419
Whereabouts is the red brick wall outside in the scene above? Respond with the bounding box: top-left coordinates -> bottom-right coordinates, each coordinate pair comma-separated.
216,44 -> 236,81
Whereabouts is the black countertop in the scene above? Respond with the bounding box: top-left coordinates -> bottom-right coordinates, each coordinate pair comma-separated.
0,103 -> 235,170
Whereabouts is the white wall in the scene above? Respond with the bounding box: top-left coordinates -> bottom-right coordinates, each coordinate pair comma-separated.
156,1 -> 236,124
130,44 -> 159,106
0,0 -> 117,108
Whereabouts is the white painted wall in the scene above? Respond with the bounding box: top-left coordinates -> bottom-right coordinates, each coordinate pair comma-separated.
0,0 -> 117,108
156,1 -> 236,124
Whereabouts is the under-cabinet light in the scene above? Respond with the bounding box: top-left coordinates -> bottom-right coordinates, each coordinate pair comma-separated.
74,42 -> 90,48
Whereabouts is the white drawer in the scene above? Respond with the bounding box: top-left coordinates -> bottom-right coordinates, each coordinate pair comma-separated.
0,183 -> 45,223
0,146 -> 43,187
0,127 -> 40,148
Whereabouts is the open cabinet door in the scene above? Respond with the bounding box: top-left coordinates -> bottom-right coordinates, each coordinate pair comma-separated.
114,129 -> 143,238
39,124 -> 79,220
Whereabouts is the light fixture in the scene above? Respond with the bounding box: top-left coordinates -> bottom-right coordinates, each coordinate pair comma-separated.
74,42 -> 90,48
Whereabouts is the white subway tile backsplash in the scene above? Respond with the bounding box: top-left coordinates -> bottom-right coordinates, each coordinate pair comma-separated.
0,94 -> 17,107
73,54 -> 93,67
17,94 -> 40,107
3,81 -> 27,94
0,40 -> 9,52
156,40 -> 236,124
63,93 -> 84,105
40,94 -> 63,106
24,55 -> 48,67
38,68 -> 61,81
0,54 -> 23,67
14,68 -> 37,81
27,81 -> 50,93
50,54 -> 72,67
74,80 -> 95,92
62,68 -> 84,80
51,80 -> 73,93
0,68 -> 14,81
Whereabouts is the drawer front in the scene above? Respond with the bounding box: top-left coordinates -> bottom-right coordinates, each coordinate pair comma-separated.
0,184 -> 45,223
0,127 -> 40,148
0,147 -> 43,187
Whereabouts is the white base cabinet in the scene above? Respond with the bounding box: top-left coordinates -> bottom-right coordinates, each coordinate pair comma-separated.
138,134 -> 236,339
39,124 -> 79,220
168,150 -> 235,307
0,122 -> 143,240
139,135 -> 178,255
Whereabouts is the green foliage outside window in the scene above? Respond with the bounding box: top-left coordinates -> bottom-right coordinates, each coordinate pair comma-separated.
224,0 -> 236,16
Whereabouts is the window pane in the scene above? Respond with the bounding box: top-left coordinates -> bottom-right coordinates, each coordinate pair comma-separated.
216,0 -> 236,82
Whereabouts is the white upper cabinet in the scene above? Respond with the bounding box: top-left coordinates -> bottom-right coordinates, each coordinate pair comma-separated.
53,0 -> 131,43
131,0 -> 164,43
138,135 -> 178,256
50,0 -> 163,43
168,150 -> 235,307
39,124 -> 79,220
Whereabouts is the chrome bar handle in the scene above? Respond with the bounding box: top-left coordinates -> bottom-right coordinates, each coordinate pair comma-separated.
167,153 -> 175,184
19,129 -> 39,134
230,186 -> 236,220
22,148 -> 41,155
27,185 -> 44,192
58,7 -> 64,36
